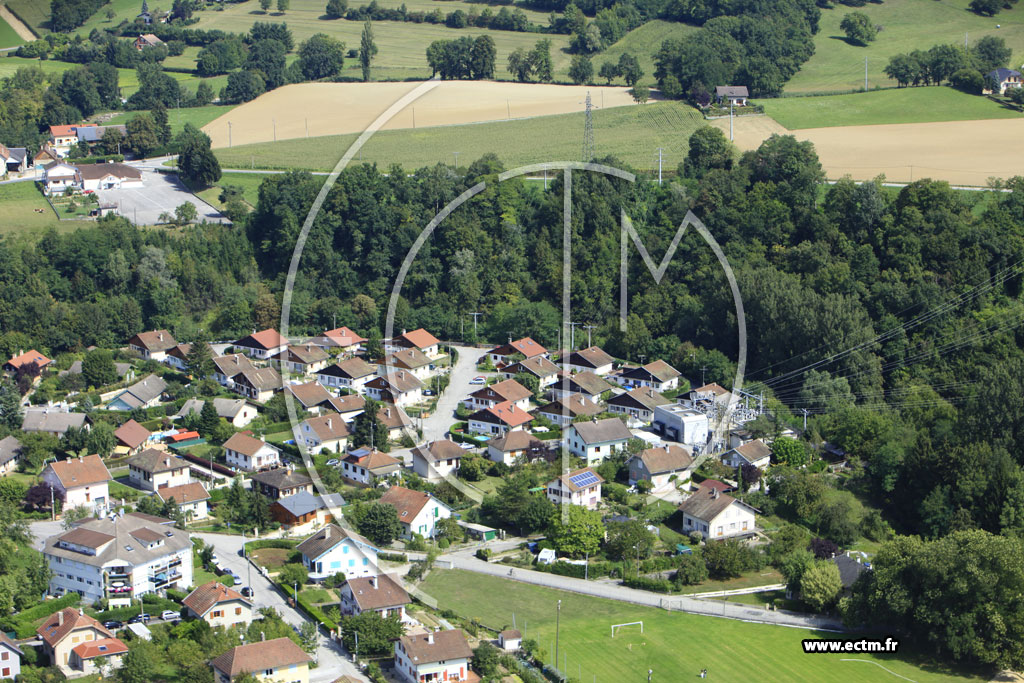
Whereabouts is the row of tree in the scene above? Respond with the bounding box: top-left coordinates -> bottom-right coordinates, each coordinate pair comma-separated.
883,36 -> 1012,88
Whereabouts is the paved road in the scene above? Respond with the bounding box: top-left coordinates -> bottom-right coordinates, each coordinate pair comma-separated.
421,344 -> 484,443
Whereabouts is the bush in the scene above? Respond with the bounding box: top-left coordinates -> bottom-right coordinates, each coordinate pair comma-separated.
672,554 -> 709,586
950,68 -> 985,94
476,548 -> 492,561
438,538 -> 451,549
688,531 -> 703,545
623,575 -> 674,593
378,551 -> 409,562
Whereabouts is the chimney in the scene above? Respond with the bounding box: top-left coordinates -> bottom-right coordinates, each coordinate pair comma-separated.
79,608 -> 84,616
58,610 -> 65,626
712,488 -> 719,499
327,417 -> 333,430
325,526 -> 331,538
385,408 -> 391,418
158,332 -> 163,341
261,631 -> 265,641
427,631 -> 434,645
164,457 -> 170,467
78,455 -> 83,462
370,575 -> 378,589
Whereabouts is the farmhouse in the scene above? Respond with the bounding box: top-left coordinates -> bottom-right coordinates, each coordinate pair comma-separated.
546,467 -> 604,509
487,337 -> 548,365
614,360 -> 681,392
128,330 -> 177,360
548,371 -> 613,402
466,378 -> 533,411
411,439 -> 463,482
468,401 -> 533,436
565,417 -> 633,464
607,387 -> 671,425
715,85 -> 749,106
107,374 -> 166,411
296,524 -> 378,581
486,430 -> 543,466
48,125 -> 89,154
126,449 -> 189,492
232,328 -> 289,359
133,33 -> 164,50
22,409 -> 89,437
987,67 -> 1022,94
155,482 -> 210,520
41,454 -> 111,511
314,326 -> 366,353
316,357 -> 376,393
365,371 -> 424,407
0,435 -> 22,476
379,486 -> 452,539
341,447 -> 402,486
534,395 -> 603,427
211,638 -> 311,683
678,485 -> 757,540
223,432 -> 280,471
502,355 -> 560,388
627,445 -> 693,490
340,574 -> 411,621
394,630 -> 474,683
298,413 -> 350,454
272,344 -> 329,376
387,328 -> 441,357
564,346 -> 615,375
4,348 -> 51,374
721,439 -> 772,470
251,467 -> 313,500
182,581 -> 253,629
176,398 -> 258,428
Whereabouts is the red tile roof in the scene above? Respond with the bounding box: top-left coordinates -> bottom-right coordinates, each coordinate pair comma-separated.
322,326 -> 366,347
211,637 -> 311,677
6,349 -> 51,370
236,328 -> 288,351
114,419 -> 150,449
47,454 -> 111,489
472,401 -> 533,428
37,608 -> 111,647
397,328 -> 439,350
156,482 -> 210,505
71,637 -> 128,660
182,581 -> 250,617
380,486 -> 435,522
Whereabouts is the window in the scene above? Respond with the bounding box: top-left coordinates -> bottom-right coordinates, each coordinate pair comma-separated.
348,559 -> 355,567
2,651 -> 8,661
212,610 -> 223,618
363,558 -> 369,565
235,607 -> 242,615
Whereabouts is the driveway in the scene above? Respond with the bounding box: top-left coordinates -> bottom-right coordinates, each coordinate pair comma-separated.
96,168 -> 228,226
420,344 -> 485,443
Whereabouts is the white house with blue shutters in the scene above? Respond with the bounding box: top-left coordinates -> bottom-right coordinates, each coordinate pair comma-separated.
295,524 -> 378,582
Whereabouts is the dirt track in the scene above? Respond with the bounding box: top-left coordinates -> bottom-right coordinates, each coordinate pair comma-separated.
712,115 -> 1024,186
203,81 -> 638,149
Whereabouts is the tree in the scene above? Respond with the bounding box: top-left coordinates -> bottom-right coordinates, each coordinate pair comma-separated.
277,0 -> 289,12
359,21 -> 378,82
299,33 -> 346,80
529,39 -> 553,82
186,339 -> 213,380
357,502 -> 402,546
971,35 -> 1012,74
470,35 -> 496,79
549,505 -> 603,558
221,70 -> 266,104
604,519 -> 656,561
260,0 -> 272,11
199,400 -> 220,435
631,84 -> 649,103
801,560 -> 842,612
772,437 -> 808,467
568,54 -> 593,85
326,0 -> 348,18
175,202 -> 197,225
151,101 -> 171,145
839,12 -> 876,46
81,349 -> 118,388
472,642 -> 500,678
246,39 -> 288,90
176,124 -> 221,188
126,113 -> 160,157
673,554 -> 709,585
86,421 -> 116,458
702,539 -> 750,579
298,621 -> 317,654
0,378 -> 21,430
118,638 -> 163,683
779,548 -> 814,592
340,612 -> 404,656
683,126 -> 733,178
950,68 -> 985,93
100,126 -> 125,156
969,0 -> 1002,16
279,562 -> 308,587
508,48 -> 532,82
351,399 -> 389,451
598,61 -> 620,84
618,52 -> 643,87
195,81 -> 213,106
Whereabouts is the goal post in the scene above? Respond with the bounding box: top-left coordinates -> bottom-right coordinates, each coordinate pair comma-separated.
611,621 -> 643,637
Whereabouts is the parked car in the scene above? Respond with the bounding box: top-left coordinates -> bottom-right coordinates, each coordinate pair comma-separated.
423,389 -> 434,396
470,376 -> 485,385
231,574 -> 243,586
459,442 -> 474,450
160,610 -> 179,621
326,459 -> 340,467
102,620 -> 123,630
240,586 -> 254,598
127,614 -> 151,624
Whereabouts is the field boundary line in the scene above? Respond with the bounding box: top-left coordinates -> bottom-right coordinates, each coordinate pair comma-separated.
839,659 -> 918,682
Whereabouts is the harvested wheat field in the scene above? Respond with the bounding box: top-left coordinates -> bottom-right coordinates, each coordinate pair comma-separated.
713,115 -> 1024,186
203,81 -> 638,149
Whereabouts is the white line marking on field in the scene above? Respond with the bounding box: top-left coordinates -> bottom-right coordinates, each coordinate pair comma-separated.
840,659 -> 918,682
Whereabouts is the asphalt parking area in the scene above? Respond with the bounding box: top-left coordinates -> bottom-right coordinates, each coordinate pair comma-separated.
97,169 -> 228,226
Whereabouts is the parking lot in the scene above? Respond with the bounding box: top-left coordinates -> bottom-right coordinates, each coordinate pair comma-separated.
96,168 -> 229,226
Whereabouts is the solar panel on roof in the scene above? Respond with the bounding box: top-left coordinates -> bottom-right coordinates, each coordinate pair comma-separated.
569,471 -> 599,487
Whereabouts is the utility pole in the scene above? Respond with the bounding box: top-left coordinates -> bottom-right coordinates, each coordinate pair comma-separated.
468,312 -> 481,341
453,152 -> 459,167
864,57 -> 868,91
583,324 -> 597,348
582,92 -> 594,161
305,118 -> 308,138
273,118 -> 276,142
554,599 -> 561,676
700,366 -> 708,386
227,121 -> 232,148
655,147 -> 664,185
568,321 -> 580,351
729,97 -> 734,141
802,408 -> 809,431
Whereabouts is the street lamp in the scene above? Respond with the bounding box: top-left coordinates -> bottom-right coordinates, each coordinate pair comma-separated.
554,599 -> 561,675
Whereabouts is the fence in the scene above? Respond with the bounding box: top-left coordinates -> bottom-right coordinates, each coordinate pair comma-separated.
657,596 -> 846,631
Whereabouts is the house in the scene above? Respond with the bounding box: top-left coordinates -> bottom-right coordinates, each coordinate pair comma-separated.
22,409 -> 89,437
133,33 -> 164,50
314,326 -> 366,354
0,143 -> 29,176
48,125 -> 88,154
298,413 -> 350,454
74,124 -> 127,148
678,485 -> 757,540
113,419 -> 151,456
467,401 -> 533,436
534,395 -> 602,427
43,514 -> 193,605
614,360 -> 681,392
384,347 -> 435,381
34,145 -> 60,168
128,330 -> 177,361
286,381 -> 337,415
223,432 -> 281,471
377,403 -> 415,439
486,430 -> 543,466
548,371 -> 613,402
653,404 -> 709,447
273,344 -> 329,376
61,359 -> 134,383
182,581 -> 253,629
316,357 -> 376,393
498,629 -> 521,652
36,607 -> 118,671
987,67 -> 1023,94
546,467 -> 603,509
163,342 -> 192,371
832,552 -> 869,593
0,435 -> 22,475
325,393 -> 367,420
212,354 -> 253,386
69,636 -> 128,676
564,418 -> 633,464
487,337 -> 547,366
365,370 -> 424,407
502,355 -> 560,389
698,479 -> 735,494
229,366 -> 282,403
715,85 -> 749,106
340,574 -> 411,621
0,632 -> 23,680
211,637 -> 312,683
176,398 -> 258,428
297,523 -> 378,581
76,162 -> 143,192
106,374 -> 167,411
379,486 -> 452,539
411,439 -> 463,482
271,491 -> 343,530
155,482 -> 210,520
607,387 -> 671,425
127,448 -> 189,492
4,349 -> 50,374
388,328 -> 441,358
137,0 -> 152,23
627,445 -> 693,490
341,447 -> 402,486
41,161 -> 80,195
251,467 -> 313,500
232,328 -> 289,360
42,454 -> 111,511
564,346 -> 615,375
721,439 -> 771,470
395,630 -> 474,683
465,378 -> 532,411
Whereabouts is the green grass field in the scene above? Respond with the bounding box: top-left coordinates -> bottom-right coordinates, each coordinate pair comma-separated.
762,86 -> 1024,129
0,14 -> 23,49
0,181 -> 63,235
197,170 -> 277,210
420,569 -> 985,683
786,0 -> 1024,93
600,20 -> 699,88
3,0 -> 48,36
105,104 -> 236,133
214,100 -> 706,171
0,55 -> 227,97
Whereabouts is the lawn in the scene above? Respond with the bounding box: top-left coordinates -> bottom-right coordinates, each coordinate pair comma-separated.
4,0 -> 49,36
251,547 -> 294,570
599,20 -> 699,88
677,568 -> 784,595
196,171 -> 279,211
299,587 -> 334,604
105,104 -> 237,134
193,566 -> 233,587
785,0 -> 1024,93
0,181 -> 65,236
214,99 -> 707,172
420,569 -> 985,682
762,87 -> 1023,129
0,14 -> 23,49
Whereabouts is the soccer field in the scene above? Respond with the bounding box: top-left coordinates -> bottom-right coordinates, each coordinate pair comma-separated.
419,570 -> 986,683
